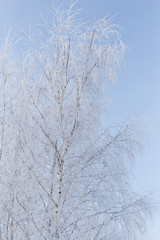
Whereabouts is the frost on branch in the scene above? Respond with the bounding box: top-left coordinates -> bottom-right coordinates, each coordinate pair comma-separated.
0,2 -> 155,240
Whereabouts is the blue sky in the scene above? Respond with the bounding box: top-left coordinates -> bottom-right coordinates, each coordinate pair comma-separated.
0,0 -> 159,239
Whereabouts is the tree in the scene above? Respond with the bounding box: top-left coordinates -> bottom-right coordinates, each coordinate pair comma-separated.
0,2 -> 155,239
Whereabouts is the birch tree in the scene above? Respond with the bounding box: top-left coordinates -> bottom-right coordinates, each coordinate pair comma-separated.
0,2 -> 155,240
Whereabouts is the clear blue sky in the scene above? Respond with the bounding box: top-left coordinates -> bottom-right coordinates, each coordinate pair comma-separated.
0,0 -> 159,239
